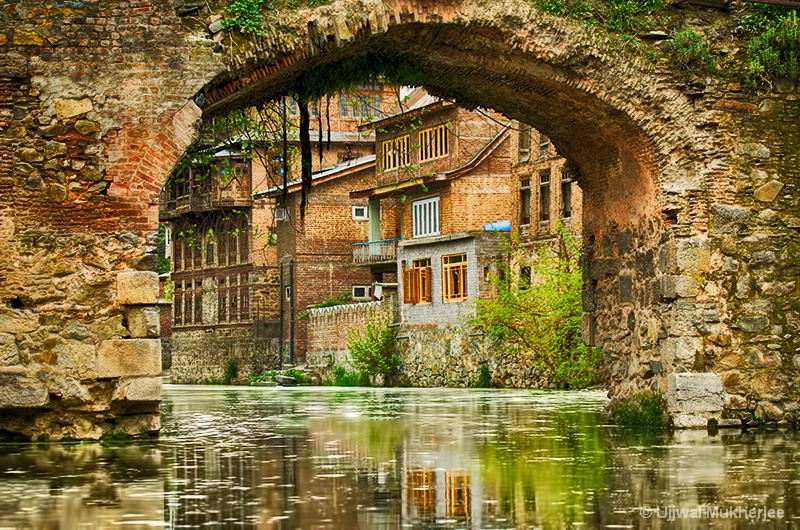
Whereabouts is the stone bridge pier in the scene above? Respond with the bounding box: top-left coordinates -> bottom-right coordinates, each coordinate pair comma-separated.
0,0 -> 797,439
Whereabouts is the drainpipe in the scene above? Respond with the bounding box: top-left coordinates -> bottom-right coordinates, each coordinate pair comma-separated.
289,259 -> 295,366
279,261 -> 284,370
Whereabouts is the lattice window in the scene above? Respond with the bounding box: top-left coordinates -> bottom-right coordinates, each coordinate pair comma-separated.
238,216 -> 249,264
520,178 -> 531,225
446,472 -> 472,518
540,171 -> 551,223
340,94 -> 349,117
174,285 -> 183,326
419,124 -> 449,162
240,284 -> 250,321
218,277 -> 228,323
194,281 -> 203,324
402,259 -> 432,304
442,253 -> 467,302
381,135 -> 410,171
412,197 -> 439,238
561,170 -> 572,219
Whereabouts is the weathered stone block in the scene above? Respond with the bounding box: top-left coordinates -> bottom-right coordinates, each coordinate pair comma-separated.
619,274 -> 633,303
673,414 -> 709,428
97,339 -> 161,378
55,98 -> 93,120
113,376 -> 162,402
116,413 -> 160,436
659,240 -> 677,273
749,251 -> 776,269
666,372 -> 723,416
735,315 -> 769,333
54,341 -> 97,378
0,373 -> 49,408
710,204 -> 749,234
675,275 -> 699,298
676,238 -> 710,275
89,315 -> 129,340
738,142 -> 770,159
0,309 -> 38,334
794,354 -> 800,370
0,334 -> 20,366
16,147 -> 43,163
117,270 -> 159,305
661,275 -> 677,300
754,180 -> 784,202
44,141 -> 68,159
661,336 -> 701,368
74,120 -> 100,136
126,307 -> 160,338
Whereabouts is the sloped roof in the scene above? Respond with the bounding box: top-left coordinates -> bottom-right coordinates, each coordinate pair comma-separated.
255,154 -> 376,198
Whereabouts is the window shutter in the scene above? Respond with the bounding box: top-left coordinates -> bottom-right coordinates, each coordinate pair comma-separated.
422,266 -> 432,302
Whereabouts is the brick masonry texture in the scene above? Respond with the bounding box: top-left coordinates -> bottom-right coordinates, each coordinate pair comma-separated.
0,0 -> 798,436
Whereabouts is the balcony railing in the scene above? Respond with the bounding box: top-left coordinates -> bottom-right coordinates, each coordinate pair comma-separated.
353,238 -> 401,265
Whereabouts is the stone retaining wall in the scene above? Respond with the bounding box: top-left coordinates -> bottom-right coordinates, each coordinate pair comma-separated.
170,327 -> 279,383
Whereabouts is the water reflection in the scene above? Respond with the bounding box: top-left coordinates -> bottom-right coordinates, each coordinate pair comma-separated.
0,386 -> 797,528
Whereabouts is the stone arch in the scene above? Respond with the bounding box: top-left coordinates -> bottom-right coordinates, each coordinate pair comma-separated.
2,0 -> 797,438
182,0 -> 706,404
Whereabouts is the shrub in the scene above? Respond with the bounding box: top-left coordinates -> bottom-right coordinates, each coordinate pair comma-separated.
669,28 -> 715,72
222,358 -> 238,384
283,368 -> 311,384
248,370 -> 276,383
473,364 -> 492,388
746,12 -> 800,87
329,366 -> 371,387
610,391 -> 667,430
470,225 -> 603,389
346,306 -> 398,380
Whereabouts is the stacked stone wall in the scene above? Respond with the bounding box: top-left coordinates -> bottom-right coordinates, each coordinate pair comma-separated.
170,327 -> 279,383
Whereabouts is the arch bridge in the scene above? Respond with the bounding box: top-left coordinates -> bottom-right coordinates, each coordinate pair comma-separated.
0,0 -> 797,438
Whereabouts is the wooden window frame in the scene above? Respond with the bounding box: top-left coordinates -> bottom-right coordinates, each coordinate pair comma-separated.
402,258 -> 432,304
520,178 -> 531,226
418,123 -> 449,162
381,135 -> 410,171
442,253 -> 468,303
539,171 -> 551,223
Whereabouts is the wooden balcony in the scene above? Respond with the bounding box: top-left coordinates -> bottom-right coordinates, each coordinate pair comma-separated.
353,238 -> 401,265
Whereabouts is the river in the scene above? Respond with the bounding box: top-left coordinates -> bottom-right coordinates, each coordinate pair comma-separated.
0,385 -> 797,528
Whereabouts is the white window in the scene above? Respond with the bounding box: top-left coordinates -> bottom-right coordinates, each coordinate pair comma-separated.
419,124 -> 449,162
412,197 -> 440,238
285,286 -> 291,300
352,205 -> 369,220
352,285 -> 372,300
274,207 -> 287,221
382,135 -> 410,171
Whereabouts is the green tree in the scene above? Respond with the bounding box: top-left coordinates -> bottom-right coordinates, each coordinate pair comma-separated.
470,225 -> 603,388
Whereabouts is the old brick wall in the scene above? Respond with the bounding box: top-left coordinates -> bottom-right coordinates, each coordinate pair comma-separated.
306,300 -> 385,371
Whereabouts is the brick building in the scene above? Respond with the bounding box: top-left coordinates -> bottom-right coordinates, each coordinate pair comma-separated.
350,89 -> 515,326
162,86 -> 398,381
262,154 -> 403,364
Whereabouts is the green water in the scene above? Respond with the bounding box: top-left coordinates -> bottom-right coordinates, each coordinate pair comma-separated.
0,385 -> 797,528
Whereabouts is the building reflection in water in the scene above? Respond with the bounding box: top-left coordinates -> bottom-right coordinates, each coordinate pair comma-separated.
0,388 -> 797,528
